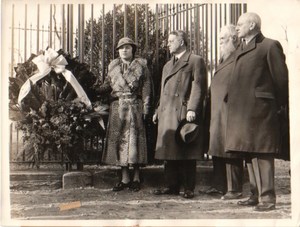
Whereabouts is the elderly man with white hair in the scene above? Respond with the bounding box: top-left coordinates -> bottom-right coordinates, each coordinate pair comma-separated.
207,24 -> 244,200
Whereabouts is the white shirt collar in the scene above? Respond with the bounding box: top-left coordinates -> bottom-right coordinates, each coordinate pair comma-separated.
174,50 -> 186,59
244,32 -> 259,45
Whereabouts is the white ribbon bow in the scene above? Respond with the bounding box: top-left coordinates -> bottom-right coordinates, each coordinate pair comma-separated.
18,48 -> 92,108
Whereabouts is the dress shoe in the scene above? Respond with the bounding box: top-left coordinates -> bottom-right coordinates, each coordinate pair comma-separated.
253,203 -> 275,212
112,181 -> 131,191
237,198 -> 259,206
153,187 -> 180,195
129,181 -> 141,192
221,191 -> 242,200
182,190 -> 194,199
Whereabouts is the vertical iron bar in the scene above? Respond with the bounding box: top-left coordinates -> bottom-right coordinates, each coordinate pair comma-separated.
166,4 -> 169,34
11,4 -> 14,76
53,23 -> 56,50
189,4 -> 192,52
238,3 -> 242,18
181,5 -> 184,31
78,5 -> 81,61
166,4 -> 170,60
145,4 -> 149,52
210,4 -> 213,77
243,3 -> 247,13
18,23 -> 21,62
215,4 -> 218,70
185,4 -> 188,34
155,4 -> 159,74
219,3 -> 222,28
176,4 -> 179,30
195,4 -> 199,55
42,25 -> 44,50
67,4 -> 73,56
30,24 -> 32,54
61,4 -> 66,51
24,4 -> 27,60
205,4 -> 208,66
202,5 -> 205,58
193,4 -> 197,54
124,4 -> 127,37
224,4 -> 227,25
37,4 -> 40,53
78,4 -> 85,63
113,4 -> 116,59
179,4 -> 182,30
172,4 -> 175,31
49,4 -> 52,48
135,4 -> 138,44
229,4 -> 233,24
90,4 -> 94,70
101,4 -> 105,82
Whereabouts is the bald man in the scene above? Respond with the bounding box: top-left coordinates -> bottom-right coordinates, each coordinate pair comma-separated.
224,12 -> 289,211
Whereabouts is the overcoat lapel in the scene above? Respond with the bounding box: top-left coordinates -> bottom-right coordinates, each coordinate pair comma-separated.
162,52 -> 190,87
235,33 -> 265,61
214,54 -> 234,74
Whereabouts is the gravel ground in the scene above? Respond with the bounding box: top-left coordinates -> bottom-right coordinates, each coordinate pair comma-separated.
9,160 -> 291,223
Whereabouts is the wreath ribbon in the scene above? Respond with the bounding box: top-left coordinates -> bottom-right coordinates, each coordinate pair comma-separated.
17,48 -> 92,108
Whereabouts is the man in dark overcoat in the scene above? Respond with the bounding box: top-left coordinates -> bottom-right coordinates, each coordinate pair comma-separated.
208,24 -> 244,200
152,30 -> 207,199
226,12 -> 289,211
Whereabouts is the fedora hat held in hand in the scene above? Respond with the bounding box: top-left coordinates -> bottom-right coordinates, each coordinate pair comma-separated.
175,119 -> 200,145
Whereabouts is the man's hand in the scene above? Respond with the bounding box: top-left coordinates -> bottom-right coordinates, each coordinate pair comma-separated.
152,113 -> 158,124
186,111 -> 196,122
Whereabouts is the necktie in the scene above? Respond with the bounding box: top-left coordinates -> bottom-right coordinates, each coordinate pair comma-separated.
241,39 -> 246,51
174,56 -> 178,65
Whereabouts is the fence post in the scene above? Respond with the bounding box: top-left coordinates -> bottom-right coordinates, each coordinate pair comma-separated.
61,4 -> 66,51
101,4 -> 105,82
145,4 -> 149,52
113,4 -> 116,59
135,4 -> 138,45
155,4 -> 159,70
90,4 -> 94,70
78,4 -> 85,63
49,4 -> 52,48
11,4 -> 14,77
24,4 -> 27,60
37,4 -> 40,53
67,4 -> 73,56
124,4 -> 127,37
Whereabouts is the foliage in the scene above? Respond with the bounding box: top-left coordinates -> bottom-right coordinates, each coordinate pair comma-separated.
9,49 -> 107,168
76,4 -> 169,101
76,4 -> 209,102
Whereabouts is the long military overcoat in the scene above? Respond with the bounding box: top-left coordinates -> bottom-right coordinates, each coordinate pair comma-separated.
225,33 -> 289,155
155,51 -> 207,160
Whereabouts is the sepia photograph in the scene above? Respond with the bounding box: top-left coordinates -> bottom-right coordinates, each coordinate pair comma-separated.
1,0 -> 299,226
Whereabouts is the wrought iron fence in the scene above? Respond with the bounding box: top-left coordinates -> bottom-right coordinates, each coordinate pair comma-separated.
8,3 -> 246,167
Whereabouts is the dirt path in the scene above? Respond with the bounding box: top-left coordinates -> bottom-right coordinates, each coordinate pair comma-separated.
10,160 -> 291,220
